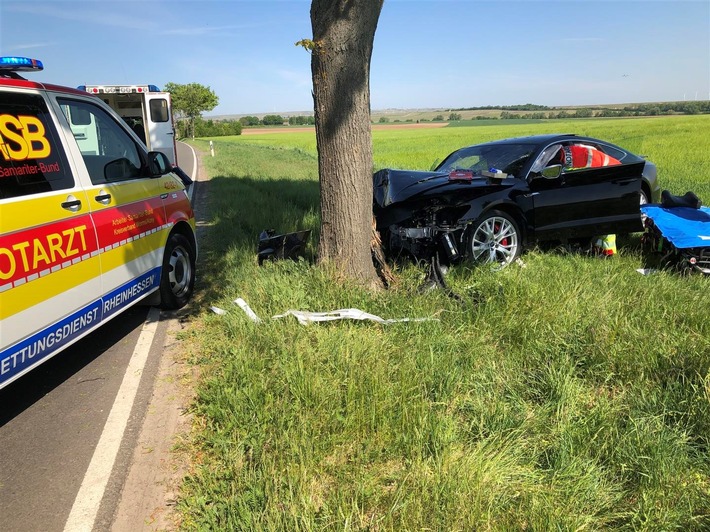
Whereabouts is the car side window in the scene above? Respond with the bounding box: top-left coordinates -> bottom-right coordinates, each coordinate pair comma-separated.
529,144 -> 562,173
58,98 -> 143,185
560,143 -> 622,172
0,92 -> 74,199
597,143 -> 626,162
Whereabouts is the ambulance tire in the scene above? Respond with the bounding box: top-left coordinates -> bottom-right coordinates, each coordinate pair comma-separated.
159,233 -> 196,310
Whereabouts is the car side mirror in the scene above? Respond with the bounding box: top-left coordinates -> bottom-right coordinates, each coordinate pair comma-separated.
541,164 -> 562,179
148,151 -> 172,176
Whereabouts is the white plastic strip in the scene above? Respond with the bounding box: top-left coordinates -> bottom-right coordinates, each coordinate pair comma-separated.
272,308 -> 437,326
234,298 -> 261,322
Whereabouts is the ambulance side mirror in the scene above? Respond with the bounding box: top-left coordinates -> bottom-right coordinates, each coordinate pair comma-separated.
148,151 -> 171,176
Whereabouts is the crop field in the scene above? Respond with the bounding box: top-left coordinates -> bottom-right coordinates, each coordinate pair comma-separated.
212,114 -> 710,199
178,116 -> 709,530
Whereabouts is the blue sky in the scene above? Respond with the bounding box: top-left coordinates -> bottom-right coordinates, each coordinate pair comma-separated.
2,1 -> 709,115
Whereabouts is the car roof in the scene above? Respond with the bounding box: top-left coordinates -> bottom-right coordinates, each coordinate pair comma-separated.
480,134 -> 579,146
0,76 -> 89,97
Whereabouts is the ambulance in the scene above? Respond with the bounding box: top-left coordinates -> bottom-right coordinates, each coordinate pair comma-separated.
0,57 -> 197,390
77,84 -> 178,165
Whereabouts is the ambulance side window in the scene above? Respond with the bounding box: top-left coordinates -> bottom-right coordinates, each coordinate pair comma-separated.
58,98 -> 143,185
149,98 -> 169,123
0,92 -> 74,199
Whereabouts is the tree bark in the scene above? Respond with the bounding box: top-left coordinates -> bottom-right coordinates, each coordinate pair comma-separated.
310,0 -> 384,286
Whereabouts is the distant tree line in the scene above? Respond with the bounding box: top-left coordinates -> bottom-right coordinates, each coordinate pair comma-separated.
452,103 -> 550,111
494,101 -> 710,120
240,114 -> 286,126
177,117 -> 242,138
377,112 -> 463,124
235,115 -> 316,127
455,101 -> 710,120
595,101 -> 710,116
193,101 -> 710,136
262,114 -> 287,125
288,115 -> 316,125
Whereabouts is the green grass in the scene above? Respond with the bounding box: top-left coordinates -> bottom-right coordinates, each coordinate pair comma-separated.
178,116 -> 710,530
218,115 -> 710,197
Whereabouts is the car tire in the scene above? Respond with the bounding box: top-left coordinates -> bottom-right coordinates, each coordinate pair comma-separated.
639,188 -> 649,207
466,210 -> 521,267
159,233 -> 195,310
639,187 -> 651,227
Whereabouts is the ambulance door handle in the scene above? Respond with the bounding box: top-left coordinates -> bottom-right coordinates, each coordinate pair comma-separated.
95,192 -> 112,204
61,195 -> 82,212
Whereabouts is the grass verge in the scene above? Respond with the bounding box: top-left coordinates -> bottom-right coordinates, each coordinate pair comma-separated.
177,119 -> 709,530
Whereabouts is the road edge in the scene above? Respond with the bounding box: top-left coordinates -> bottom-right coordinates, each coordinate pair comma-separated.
110,142 -> 206,532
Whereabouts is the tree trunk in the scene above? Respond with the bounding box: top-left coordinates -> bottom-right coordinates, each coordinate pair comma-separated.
310,0 -> 383,286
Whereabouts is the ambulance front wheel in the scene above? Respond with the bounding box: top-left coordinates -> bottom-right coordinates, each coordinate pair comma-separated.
159,233 -> 195,310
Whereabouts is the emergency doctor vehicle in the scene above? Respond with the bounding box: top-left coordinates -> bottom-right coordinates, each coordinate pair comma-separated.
0,57 -> 197,390
78,84 -> 177,165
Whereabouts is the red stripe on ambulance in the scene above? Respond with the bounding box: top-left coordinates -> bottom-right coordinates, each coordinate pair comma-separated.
91,197 -> 167,249
0,215 -> 98,286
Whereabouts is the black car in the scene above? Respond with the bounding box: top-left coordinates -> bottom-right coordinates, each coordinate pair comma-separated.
373,134 -> 660,267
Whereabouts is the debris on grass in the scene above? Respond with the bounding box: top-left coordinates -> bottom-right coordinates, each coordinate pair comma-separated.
272,308 -> 438,326
234,298 -> 262,323
213,298 -> 440,326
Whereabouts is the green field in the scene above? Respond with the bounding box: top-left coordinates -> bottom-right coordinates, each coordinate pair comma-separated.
178,116 -> 709,530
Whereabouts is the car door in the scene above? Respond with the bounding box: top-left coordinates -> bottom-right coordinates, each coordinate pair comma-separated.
144,92 -> 176,165
527,147 -> 643,241
54,95 -> 169,319
0,89 -> 102,388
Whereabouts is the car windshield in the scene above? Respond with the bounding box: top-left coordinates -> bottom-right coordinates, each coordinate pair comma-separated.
436,143 -> 536,178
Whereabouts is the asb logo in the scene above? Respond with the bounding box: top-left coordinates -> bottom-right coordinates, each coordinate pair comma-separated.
0,114 -> 51,161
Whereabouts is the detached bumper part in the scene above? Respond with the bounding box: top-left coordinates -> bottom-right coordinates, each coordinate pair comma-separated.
258,229 -> 311,265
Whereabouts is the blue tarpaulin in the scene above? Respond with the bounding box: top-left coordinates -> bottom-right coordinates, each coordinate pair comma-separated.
641,205 -> 710,249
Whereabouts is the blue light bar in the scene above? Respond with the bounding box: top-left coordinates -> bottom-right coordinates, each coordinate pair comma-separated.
0,56 -> 44,72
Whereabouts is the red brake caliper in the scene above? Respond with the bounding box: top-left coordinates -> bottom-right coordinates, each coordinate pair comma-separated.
495,222 -> 508,247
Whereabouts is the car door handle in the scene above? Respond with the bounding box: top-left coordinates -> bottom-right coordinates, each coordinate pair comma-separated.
95,193 -> 112,204
61,197 -> 82,211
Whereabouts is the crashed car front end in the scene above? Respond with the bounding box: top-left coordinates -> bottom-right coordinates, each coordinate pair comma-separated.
373,167 -> 523,263
374,140 -> 541,265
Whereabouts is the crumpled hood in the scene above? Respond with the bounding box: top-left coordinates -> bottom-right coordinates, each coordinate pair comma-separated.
373,168 -> 513,209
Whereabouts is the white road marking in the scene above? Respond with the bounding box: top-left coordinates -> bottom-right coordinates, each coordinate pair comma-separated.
63,307 -> 161,532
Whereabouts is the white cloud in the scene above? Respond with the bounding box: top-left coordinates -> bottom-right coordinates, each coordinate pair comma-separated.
7,3 -> 157,31
160,23 -> 265,37
560,37 -> 605,43
4,42 -> 56,52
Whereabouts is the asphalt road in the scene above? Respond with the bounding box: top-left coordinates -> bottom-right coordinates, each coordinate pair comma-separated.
0,141 -> 198,532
